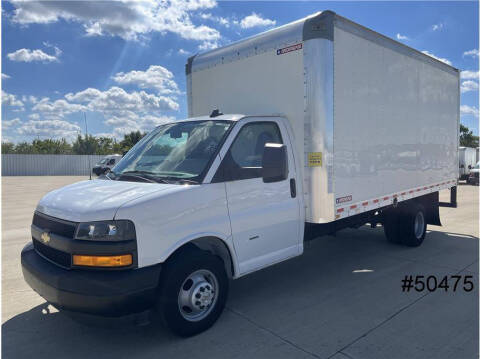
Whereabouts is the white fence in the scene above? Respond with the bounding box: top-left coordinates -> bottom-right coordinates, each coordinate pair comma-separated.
2,154 -> 105,176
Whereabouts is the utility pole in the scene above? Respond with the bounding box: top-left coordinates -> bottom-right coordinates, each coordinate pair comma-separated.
84,112 -> 92,180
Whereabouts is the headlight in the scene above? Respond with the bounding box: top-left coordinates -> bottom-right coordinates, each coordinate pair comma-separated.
74,220 -> 136,241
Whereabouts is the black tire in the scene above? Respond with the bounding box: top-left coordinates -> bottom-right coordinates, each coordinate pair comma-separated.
157,250 -> 228,337
400,203 -> 427,247
383,209 -> 403,244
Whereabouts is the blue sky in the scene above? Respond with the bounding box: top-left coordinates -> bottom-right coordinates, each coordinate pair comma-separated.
2,1 -> 479,143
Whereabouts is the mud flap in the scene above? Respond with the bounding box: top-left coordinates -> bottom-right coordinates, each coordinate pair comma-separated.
417,191 -> 442,226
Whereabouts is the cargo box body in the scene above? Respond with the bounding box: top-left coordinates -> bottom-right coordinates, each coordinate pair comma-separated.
187,11 -> 459,224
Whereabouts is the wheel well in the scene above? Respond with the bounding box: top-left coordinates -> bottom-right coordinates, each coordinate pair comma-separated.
166,237 -> 235,279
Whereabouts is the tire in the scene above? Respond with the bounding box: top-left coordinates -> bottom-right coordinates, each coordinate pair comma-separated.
383,209 -> 403,244
157,249 -> 228,337
399,203 -> 427,247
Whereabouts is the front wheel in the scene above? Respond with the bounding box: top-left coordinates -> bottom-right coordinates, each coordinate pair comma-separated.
157,250 -> 228,337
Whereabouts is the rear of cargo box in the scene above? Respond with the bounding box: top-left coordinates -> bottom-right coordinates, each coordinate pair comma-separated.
332,16 -> 459,220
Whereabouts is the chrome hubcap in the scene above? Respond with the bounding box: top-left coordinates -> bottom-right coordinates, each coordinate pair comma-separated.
178,269 -> 218,322
414,211 -> 425,239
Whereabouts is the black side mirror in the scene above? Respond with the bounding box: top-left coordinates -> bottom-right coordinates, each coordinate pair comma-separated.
468,165 -> 472,170
262,143 -> 288,183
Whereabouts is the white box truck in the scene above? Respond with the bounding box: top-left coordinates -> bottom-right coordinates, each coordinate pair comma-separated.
22,11 -> 459,337
459,146 -> 477,180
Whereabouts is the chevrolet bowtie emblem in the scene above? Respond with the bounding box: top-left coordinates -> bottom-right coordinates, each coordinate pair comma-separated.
41,232 -> 51,244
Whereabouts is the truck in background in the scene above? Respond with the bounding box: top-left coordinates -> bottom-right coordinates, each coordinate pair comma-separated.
459,147 -> 476,181
22,11 -> 459,337
92,154 -> 122,176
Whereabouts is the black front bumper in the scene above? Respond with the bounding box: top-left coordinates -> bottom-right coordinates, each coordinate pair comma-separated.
21,243 -> 162,317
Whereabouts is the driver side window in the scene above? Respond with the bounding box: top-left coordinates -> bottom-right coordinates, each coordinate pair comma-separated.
213,122 -> 283,182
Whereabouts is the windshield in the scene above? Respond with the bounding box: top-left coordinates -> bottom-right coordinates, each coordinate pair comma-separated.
98,158 -> 108,165
110,120 -> 232,183
475,162 -> 480,169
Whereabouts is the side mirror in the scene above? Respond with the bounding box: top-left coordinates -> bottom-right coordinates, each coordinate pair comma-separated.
468,165 -> 472,170
460,164 -> 465,168
262,143 -> 288,183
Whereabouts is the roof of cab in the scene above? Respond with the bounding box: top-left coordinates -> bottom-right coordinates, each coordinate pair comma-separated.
174,114 -> 246,123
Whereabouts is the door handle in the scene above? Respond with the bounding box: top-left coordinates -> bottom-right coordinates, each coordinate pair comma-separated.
290,178 -> 296,198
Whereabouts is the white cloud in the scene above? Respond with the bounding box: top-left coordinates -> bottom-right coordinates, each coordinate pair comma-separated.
105,114 -> 175,138
7,48 -> 58,62
396,33 -> 409,41
112,65 -> 179,95
460,105 -> 479,118
28,113 -> 40,120
65,86 -> 179,113
240,13 -> 276,29
2,118 -> 22,130
421,50 -> 452,66
2,73 -> 10,79
461,80 -> 479,93
199,13 -> 230,27
463,49 -> 479,58
432,23 -> 443,31
198,40 -> 219,51
16,119 -> 81,140
461,70 -> 479,80
178,48 -> 191,55
2,91 -> 24,107
64,86 -> 179,138
32,98 -> 86,119
43,41 -> 62,57
10,0 -> 220,43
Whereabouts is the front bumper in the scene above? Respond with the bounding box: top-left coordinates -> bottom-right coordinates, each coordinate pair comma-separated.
21,243 -> 162,317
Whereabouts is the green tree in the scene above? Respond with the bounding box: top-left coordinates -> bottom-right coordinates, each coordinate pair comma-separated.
14,142 -> 35,154
72,134 -> 99,155
1,142 -> 15,154
120,131 -> 146,153
31,139 -> 72,154
460,124 -> 479,148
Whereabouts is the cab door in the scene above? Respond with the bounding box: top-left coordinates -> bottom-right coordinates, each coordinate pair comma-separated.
211,118 -> 302,275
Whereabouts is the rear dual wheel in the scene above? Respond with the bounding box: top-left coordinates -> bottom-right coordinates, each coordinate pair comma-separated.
384,203 -> 427,247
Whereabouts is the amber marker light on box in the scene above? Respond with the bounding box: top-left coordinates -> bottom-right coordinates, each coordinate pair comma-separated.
73,254 -> 132,267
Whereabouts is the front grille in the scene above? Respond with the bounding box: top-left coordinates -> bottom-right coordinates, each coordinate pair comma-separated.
33,239 -> 71,268
32,212 -> 77,238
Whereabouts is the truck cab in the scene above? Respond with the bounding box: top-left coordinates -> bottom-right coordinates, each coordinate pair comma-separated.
21,114 -> 303,336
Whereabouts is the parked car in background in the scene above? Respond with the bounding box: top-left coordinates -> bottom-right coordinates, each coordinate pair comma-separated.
92,154 -> 122,176
467,161 -> 479,185
459,147 -> 476,181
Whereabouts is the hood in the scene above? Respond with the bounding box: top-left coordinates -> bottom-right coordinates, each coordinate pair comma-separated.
470,169 -> 480,174
36,179 -> 180,222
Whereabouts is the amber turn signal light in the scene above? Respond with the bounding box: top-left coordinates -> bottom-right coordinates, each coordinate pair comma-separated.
73,254 -> 132,267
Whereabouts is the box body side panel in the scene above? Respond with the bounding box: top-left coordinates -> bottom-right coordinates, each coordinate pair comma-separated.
190,38 -> 306,187
333,25 -> 459,211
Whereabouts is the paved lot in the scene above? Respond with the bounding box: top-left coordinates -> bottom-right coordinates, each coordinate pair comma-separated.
2,176 -> 478,359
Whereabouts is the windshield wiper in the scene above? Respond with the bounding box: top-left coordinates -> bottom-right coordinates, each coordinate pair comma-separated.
159,176 -> 200,185
117,171 -> 165,183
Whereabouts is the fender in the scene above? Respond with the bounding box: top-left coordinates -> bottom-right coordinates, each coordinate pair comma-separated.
161,232 -> 239,278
